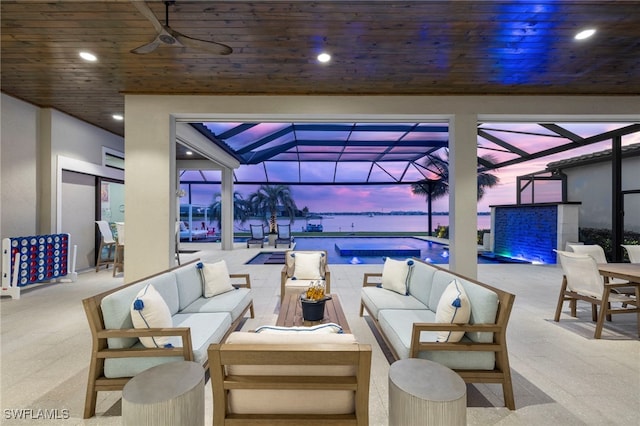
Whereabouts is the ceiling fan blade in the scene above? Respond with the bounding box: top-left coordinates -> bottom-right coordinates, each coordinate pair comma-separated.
173,31 -> 233,55
130,38 -> 162,55
131,1 -> 164,34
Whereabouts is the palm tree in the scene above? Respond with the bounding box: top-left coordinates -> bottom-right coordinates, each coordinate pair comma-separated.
248,184 -> 298,234
209,191 -> 250,231
411,151 -> 499,236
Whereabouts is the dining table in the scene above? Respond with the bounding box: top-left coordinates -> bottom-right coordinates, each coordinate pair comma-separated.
597,263 -> 640,338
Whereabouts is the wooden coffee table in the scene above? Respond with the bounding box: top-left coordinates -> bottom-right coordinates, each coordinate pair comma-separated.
277,293 -> 350,333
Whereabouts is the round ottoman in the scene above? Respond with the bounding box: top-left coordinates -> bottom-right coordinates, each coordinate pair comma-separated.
388,358 -> 466,426
122,361 -> 205,426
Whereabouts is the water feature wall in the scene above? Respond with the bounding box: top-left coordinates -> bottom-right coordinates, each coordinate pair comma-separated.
491,203 -> 580,264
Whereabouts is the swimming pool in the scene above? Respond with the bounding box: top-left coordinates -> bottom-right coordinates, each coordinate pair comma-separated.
247,236 -> 464,265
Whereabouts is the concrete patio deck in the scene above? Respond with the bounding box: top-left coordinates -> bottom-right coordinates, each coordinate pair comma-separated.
1,242 -> 638,425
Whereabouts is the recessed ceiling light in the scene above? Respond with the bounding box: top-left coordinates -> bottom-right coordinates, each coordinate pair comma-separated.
186,151 -> 193,156
79,51 -> 97,62
112,114 -> 124,121
574,29 -> 596,40
317,53 -> 331,63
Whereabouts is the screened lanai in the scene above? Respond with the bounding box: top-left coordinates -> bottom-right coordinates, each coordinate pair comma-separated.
179,121 -> 640,185
177,121 -> 640,261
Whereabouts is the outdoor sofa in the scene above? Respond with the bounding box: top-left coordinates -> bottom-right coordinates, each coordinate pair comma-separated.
360,257 -> 516,410
82,259 -> 254,418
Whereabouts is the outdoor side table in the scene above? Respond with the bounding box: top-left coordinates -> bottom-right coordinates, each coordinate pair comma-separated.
389,358 -> 466,426
122,361 -> 205,426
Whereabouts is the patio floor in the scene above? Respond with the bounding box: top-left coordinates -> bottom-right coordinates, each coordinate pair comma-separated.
1,242 -> 638,425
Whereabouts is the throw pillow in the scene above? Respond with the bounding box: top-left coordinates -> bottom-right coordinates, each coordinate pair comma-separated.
292,252 -> 323,280
131,284 -> 175,348
435,279 -> 472,342
197,260 -> 235,298
381,258 -> 414,295
254,322 -> 343,334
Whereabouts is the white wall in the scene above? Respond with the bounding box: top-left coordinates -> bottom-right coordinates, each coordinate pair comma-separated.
0,93 -> 124,275
565,155 -> 640,231
1,94 -> 39,240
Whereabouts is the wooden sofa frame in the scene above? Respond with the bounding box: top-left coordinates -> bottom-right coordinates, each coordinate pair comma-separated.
82,259 -> 254,418
359,259 -> 516,410
208,342 -> 372,426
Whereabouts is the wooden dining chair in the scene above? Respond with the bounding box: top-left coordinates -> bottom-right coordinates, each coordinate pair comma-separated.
554,250 -> 639,339
622,245 -> 640,263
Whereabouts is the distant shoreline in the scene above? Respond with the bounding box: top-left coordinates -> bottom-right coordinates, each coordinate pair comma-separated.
312,211 -> 491,216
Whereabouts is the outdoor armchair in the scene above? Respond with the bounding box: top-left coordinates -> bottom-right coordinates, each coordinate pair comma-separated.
275,223 -> 292,248
281,250 -> 330,302
247,224 -> 265,248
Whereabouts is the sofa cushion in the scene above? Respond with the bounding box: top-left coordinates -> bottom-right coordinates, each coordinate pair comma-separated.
254,322 -> 343,334
292,252 -> 323,279
100,281 -> 148,349
378,309 -> 495,370
143,272 -> 180,316
435,280 -> 471,342
131,284 -> 176,348
104,343 -> 185,379
381,258 -> 414,295
104,312 -> 232,378
198,260 -> 235,298
429,271 -> 498,343
180,288 -> 252,321
284,278 -> 325,292
223,332 -> 358,415
406,260 -> 437,307
172,312 -> 232,364
378,308 -> 435,360
361,287 -> 427,320
174,263 -> 204,311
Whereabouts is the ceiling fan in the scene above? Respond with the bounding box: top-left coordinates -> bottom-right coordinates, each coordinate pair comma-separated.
130,0 -> 232,55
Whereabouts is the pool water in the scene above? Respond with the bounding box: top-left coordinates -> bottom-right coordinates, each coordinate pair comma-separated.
246,236 -> 498,265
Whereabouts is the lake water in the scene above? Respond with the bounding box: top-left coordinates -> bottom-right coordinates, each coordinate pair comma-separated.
232,214 -> 492,233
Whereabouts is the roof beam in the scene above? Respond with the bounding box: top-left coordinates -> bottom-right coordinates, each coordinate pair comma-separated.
490,123 -> 640,169
478,129 -> 529,157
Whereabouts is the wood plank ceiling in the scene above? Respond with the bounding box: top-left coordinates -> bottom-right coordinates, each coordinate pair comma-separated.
2,1 -> 639,137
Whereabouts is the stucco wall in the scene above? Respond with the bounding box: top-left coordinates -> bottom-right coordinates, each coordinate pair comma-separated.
564,155 -> 640,232
1,94 -> 39,241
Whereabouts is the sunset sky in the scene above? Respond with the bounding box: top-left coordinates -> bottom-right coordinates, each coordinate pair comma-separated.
181,123 -> 639,214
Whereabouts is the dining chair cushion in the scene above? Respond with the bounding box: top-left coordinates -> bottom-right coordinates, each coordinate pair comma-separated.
198,260 -> 235,298
435,279 -> 472,342
131,284 -> 176,348
381,258 -> 414,295
292,252 -> 323,280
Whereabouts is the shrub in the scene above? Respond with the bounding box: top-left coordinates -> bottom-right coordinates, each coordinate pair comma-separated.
578,228 -> 640,261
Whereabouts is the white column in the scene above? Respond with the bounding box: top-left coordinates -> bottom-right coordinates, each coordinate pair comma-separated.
221,168 -> 234,250
449,114 -> 478,279
124,96 -> 174,282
